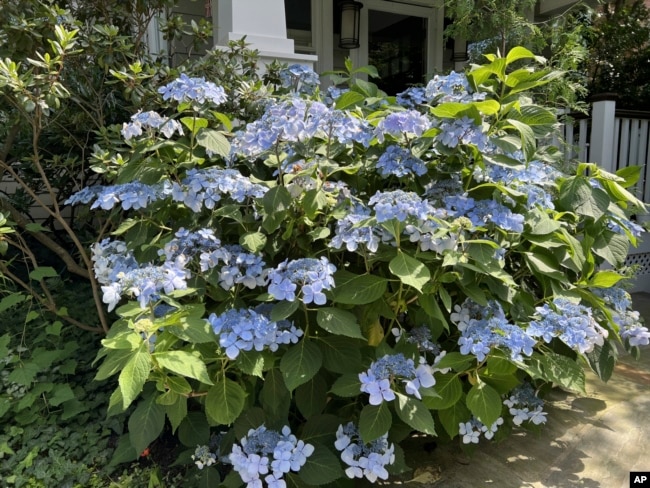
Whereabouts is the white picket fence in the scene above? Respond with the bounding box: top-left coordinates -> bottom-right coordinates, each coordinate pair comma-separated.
561,96 -> 650,292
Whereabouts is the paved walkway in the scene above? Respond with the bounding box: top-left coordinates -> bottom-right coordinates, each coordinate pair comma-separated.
376,293 -> 650,487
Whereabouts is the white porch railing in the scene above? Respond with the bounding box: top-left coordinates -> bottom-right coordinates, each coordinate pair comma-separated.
561,96 -> 650,292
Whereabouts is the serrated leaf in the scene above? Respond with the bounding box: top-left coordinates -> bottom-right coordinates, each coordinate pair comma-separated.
423,374 -> 463,410
234,407 -> 267,440
433,352 -> 473,372
128,395 -> 165,454
155,350 -> 213,385
239,231 -> 267,253
319,336 -> 364,374
389,252 -> 430,292
316,308 -> 365,339
205,378 -> 246,425
586,341 -> 617,382
335,90 -> 365,109
280,340 -> 322,391
359,403 -> 392,443
196,129 -> 230,158
587,270 -> 624,288
394,393 -> 436,435
331,271 -> 387,305
118,344 -> 151,410
298,444 -> 344,486
260,368 -> 290,415
165,394 -> 188,433
301,415 -> 342,445
108,434 -> 138,466
262,185 -> 292,233
466,382 -> 502,427
296,375 -> 327,418
329,373 -> 362,397
507,118 -> 536,161
178,411 -> 210,447
271,300 -> 300,321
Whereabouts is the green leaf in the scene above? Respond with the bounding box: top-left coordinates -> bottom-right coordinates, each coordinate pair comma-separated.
316,308 -> 365,339
520,352 -> 586,393
505,46 -> 536,64
524,252 -> 566,280
296,375 -> 328,419
178,412 -> 210,447
302,189 -> 329,220
466,382 -> 502,427
593,232 -> 629,267
118,344 -> 151,410
585,342 -> 617,382
195,129 -> 230,158
558,177 -> 609,220
433,352 -> 473,372
239,231 -> 267,253
329,373 -> 362,397
205,378 -> 246,425
506,118 -> 536,161
587,271 -> 624,288
331,271 -> 388,305
271,300 -> 300,321
166,375 -> 192,395
128,394 -> 165,455
95,349 -> 133,381
108,435 -> 138,467
28,266 -> 57,281
359,403 -> 392,443
473,99 -> 500,115
180,116 -> 208,133
298,444 -> 345,486
281,340 -> 323,391
167,316 -> 216,344
423,374 -> 463,410
235,350 -> 267,378
335,90 -> 365,109
394,393 -> 436,435
319,336 -> 364,374
389,252 -> 430,292
260,368 -> 290,416
198,467 -> 222,488
49,384 -> 75,406
165,394 -> 188,433
262,185 -> 292,233
234,407 -> 267,440
154,350 -> 213,385
301,415 -> 342,446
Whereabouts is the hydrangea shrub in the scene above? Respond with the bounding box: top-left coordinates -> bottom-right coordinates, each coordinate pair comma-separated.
79,48 -> 649,486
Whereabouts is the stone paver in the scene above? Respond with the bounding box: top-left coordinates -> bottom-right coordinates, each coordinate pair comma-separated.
369,293 -> 650,487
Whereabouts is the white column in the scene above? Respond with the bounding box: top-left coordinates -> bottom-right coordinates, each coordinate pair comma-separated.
590,95 -> 617,174
215,0 -> 317,70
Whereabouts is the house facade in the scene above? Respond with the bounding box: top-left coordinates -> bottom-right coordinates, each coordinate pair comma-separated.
148,0 -> 578,93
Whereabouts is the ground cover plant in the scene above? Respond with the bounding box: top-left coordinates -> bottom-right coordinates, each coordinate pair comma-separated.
57,43 -> 650,487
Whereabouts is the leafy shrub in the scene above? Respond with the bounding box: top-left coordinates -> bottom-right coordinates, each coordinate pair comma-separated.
62,47 -> 649,487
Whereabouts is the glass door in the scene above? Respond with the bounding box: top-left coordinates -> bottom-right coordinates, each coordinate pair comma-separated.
367,10 -> 427,94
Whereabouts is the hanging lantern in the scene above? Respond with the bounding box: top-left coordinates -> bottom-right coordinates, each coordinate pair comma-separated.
339,1 -> 363,49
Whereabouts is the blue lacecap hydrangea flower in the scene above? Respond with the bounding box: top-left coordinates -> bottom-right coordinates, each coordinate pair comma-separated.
376,145 -> 428,178
359,353 -> 435,404
228,425 -> 314,488
334,422 -> 395,483
267,257 -> 336,305
158,73 -> 227,106
503,383 -> 547,426
208,307 -> 303,359
279,64 -> 320,95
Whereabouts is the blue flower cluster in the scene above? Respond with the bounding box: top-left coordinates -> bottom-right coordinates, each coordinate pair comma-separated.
334,422 -> 395,483
595,287 -> 650,347
65,181 -> 171,211
368,190 -> 433,223
443,194 -> 525,233
607,214 -> 645,238
100,258 -> 189,311
171,168 -> 268,212
376,145 -> 428,178
458,417 -> 504,444
207,307 -> 303,360
121,110 -> 184,141
527,298 -> 608,354
231,99 -> 372,160
330,205 -> 381,253
503,383 -> 547,426
158,73 -> 227,106
160,228 -> 268,290
451,299 -> 536,362
392,325 -> 441,355
192,445 -> 217,469
324,86 -> 349,105
92,238 -> 189,311
229,425 -> 314,488
395,86 -> 428,108
425,71 -> 485,104
279,64 -> 320,95
359,353 -> 435,404
267,257 -> 336,305
375,110 -> 431,142
437,116 -> 489,150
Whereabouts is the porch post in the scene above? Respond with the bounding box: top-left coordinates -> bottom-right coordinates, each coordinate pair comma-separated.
589,94 -> 618,174
215,0 -> 317,70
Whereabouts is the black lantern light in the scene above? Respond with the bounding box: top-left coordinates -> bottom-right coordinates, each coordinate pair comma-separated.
339,1 -> 363,49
